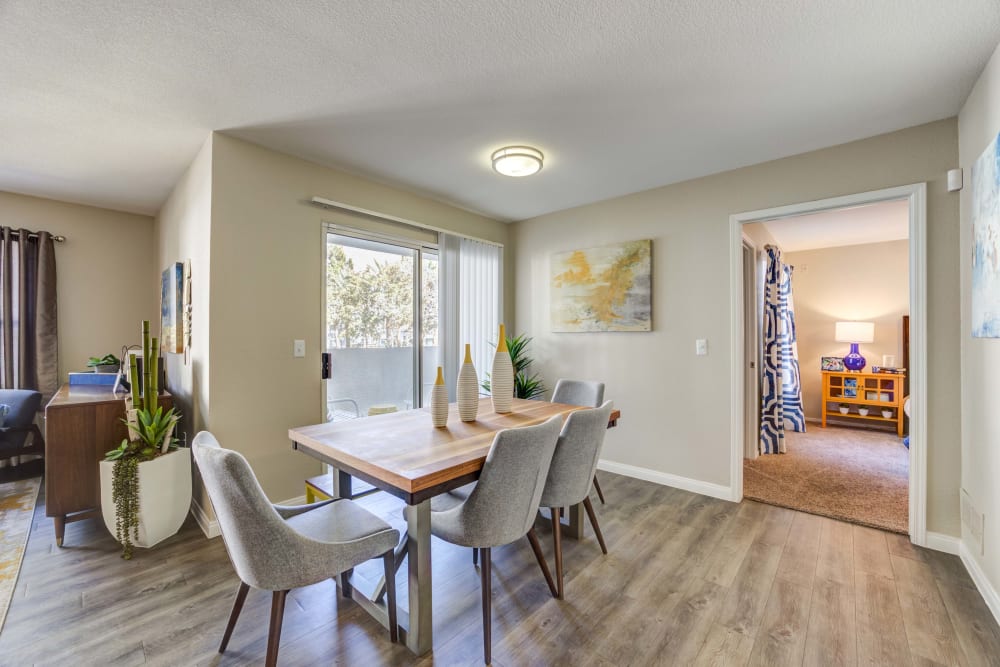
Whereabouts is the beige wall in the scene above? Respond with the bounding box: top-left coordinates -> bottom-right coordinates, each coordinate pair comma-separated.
154,136 -> 213,448
513,119 -> 961,536
207,133 -> 510,501
0,191 -> 157,386
958,41 -> 1000,603
785,240 -> 909,421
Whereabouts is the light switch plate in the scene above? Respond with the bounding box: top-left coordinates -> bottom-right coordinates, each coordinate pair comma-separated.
293,339 -> 306,358
695,339 -> 708,356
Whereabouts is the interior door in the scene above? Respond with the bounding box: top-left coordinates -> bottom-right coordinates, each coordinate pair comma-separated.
743,240 -> 760,459
324,231 -> 438,421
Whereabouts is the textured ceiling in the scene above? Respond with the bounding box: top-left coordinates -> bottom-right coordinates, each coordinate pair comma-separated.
759,200 -> 909,252
1,1 -> 998,221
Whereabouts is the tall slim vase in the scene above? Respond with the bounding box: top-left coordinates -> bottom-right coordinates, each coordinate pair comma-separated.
490,324 -> 514,413
457,343 -> 479,422
431,366 -> 449,427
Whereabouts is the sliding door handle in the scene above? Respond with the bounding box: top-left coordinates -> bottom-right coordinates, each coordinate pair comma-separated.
321,352 -> 331,379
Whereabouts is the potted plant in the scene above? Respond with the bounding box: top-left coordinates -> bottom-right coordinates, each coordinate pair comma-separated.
99,321 -> 191,559
87,353 -> 121,374
481,332 -> 546,400
838,403 -> 850,415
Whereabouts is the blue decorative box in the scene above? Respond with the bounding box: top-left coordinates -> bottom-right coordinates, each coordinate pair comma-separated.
68,372 -> 118,386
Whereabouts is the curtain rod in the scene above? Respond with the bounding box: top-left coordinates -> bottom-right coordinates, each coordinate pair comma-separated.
4,230 -> 66,242
309,196 -> 502,248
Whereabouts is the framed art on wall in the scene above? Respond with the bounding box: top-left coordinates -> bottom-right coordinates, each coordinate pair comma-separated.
972,130 -> 1000,337
550,239 -> 652,332
160,262 -> 184,354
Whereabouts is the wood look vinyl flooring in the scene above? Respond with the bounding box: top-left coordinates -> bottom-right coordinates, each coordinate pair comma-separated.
1,472 -> 998,666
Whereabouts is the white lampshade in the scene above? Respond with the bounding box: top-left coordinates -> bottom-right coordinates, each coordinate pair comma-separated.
835,321 -> 874,343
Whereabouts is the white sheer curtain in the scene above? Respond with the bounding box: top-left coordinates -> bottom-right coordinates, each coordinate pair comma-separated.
439,233 -> 503,400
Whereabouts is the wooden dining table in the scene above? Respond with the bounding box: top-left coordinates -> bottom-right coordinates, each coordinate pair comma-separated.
288,397 -> 620,655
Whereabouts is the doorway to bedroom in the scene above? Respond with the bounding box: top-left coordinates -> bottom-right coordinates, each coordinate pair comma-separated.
740,197 -> 913,535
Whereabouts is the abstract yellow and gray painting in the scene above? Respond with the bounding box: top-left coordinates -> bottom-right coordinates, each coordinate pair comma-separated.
551,239 -> 651,332
973,131 -> 1000,338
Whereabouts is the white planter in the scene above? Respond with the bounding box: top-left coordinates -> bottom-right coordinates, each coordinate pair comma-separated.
100,448 -> 192,549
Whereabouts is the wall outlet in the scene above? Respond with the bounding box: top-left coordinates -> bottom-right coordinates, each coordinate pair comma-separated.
293,339 -> 306,358
961,488 -> 985,556
695,339 -> 708,356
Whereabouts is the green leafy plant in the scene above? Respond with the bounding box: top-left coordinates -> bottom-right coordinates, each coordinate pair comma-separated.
103,320 -> 181,559
481,333 -> 546,400
87,353 -> 120,368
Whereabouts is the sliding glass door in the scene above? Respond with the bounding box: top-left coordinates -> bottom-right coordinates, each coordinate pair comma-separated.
324,230 -> 438,421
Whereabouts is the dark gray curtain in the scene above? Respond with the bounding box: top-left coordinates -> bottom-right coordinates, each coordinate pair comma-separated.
0,227 -> 58,401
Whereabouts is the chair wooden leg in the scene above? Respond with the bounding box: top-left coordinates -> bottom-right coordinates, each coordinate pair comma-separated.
265,590 -> 288,667
582,497 -> 608,555
473,547 -> 478,566
219,581 -> 250,653
550,507 -> 564,599
383,551 -> 398,643
480,547 -> 491,665
526,528 -> 558,598
593,474 -> 606,505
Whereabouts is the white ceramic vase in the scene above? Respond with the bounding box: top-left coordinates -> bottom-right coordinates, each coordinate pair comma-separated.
491,324 -> 514,414
431,366 -> 449,427
457,343 -> 479,422
99,447 -> 192,549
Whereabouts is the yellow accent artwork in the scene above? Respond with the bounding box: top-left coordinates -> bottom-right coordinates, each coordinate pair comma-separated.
550,239 -> 652,332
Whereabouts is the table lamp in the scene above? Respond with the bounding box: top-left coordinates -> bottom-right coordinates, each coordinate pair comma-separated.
835,321 -> 875,371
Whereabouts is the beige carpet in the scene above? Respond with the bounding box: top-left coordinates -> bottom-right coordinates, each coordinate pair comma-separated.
0,477 -> 40,633
744,425 -> 908,534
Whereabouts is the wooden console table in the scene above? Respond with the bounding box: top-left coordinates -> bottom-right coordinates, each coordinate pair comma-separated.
821,370 -> 906,437
44,384 -> 172,546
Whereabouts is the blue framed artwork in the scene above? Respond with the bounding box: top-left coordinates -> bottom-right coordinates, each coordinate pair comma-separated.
160,262 -> 184,354
972,131 -> 1000,338
821,356 -> 845,371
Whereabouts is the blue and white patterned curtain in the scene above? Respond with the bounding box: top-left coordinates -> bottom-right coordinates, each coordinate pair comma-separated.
759,246 -> 805,454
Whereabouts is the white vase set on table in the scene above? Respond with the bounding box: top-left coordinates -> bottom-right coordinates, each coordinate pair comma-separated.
431,324 -> 514,427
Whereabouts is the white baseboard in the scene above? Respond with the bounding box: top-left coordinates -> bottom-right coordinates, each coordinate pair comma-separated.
924,531 -> 960,555
597,459 -> 736,502
190,497 -> 220,539
960,541 -> 1000,627
277,495 -> 308,506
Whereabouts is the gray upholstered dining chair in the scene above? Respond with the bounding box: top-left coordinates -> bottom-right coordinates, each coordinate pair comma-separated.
0,389 -> 44,465
551,379 -> 607,504
539,401 -> 614,598
412,416 -> 563,664
192,432 -> 400,667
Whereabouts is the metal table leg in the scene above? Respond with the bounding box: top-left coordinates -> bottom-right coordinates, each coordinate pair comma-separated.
404,499 -> 433,655
565,502 -> 585,540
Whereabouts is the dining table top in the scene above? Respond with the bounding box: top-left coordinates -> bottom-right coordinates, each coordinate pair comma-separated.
289,397 -> 620,505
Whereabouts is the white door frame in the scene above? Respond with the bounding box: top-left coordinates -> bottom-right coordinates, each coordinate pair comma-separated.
729,183 -> 928,546
741,235 -> 760,461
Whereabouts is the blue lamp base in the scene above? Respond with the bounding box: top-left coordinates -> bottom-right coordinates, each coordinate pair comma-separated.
843,342 -> 866,371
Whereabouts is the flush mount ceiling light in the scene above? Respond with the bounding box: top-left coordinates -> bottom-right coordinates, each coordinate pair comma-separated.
491,145 -> 544,177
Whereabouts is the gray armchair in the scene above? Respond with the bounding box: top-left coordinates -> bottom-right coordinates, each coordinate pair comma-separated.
192,432 -> 400,667
551,379 -> 607,504
414,416 -> 563,664
0,389 -> 44,465
540,401 -> 614,598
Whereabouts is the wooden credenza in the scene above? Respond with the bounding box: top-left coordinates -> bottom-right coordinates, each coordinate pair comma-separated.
820,371 -> 906,437
44,385 -> 172,546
